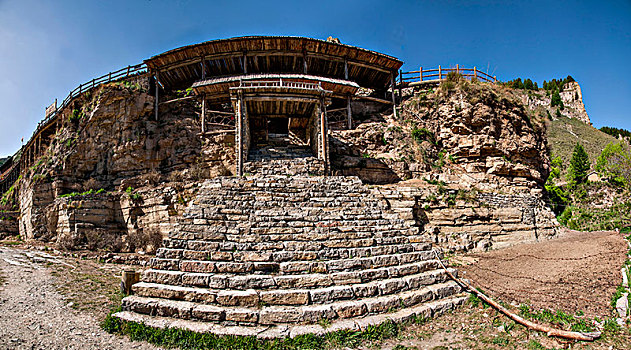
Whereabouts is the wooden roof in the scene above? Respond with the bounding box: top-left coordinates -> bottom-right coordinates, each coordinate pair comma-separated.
145,36 -> 402,90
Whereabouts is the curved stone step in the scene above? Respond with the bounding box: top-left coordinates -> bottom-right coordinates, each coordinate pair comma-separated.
123,280 -> 462,326
142,260 -> 445,290
149,250 -> 437,274
156,241 -> 429,262
115,293 -> 468,338
137,266 -> 456,303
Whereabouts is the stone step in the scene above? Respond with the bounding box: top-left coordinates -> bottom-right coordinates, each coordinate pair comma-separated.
161,240 -> 430,257
114,293 -> 468,338
123,280 -> 462,325
149,250 -> 437,274
142,260 -> 445,290
156,242 -> 430,261
166,228 -> 419,247
167,230 -> 417,245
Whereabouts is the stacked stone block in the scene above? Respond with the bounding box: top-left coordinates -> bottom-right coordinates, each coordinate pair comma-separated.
116,174 -> 465,337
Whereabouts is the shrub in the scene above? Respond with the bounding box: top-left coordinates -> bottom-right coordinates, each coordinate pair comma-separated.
411,128 -> 435,145
68,108 -> 84,123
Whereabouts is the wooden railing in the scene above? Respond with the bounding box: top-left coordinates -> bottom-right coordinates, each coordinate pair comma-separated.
398,65 -> 497,85
33,63 -> 148,139
239,79 -> 323,90
0,63 -> 148,193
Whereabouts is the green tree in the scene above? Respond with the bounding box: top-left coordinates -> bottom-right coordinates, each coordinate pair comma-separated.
568,143 -> 590,185
545,156 -> 568,215
596,142 -> 631,188
550,90 -> 564,110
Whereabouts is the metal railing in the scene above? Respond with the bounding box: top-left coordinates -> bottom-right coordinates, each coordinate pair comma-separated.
399,65 -> 497,85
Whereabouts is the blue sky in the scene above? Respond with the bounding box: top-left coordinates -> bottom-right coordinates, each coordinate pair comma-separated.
0,0 -> 629,156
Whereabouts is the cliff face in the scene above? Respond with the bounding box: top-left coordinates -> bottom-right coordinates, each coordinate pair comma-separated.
331,77 -> 559,251
17,76 -> 235,250
521,81 -> 591,125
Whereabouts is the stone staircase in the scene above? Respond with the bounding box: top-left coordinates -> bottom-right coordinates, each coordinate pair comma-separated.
115,174 -> 466,338
245,144 -> 325,176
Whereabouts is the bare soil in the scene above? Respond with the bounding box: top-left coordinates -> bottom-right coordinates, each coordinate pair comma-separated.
0,245 -> 159,350
459,229 -> 628,319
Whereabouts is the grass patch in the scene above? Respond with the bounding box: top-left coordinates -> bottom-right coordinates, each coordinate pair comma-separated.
103,316 -> 403,350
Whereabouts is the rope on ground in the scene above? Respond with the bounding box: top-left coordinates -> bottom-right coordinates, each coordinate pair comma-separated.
433,250 -> 602,342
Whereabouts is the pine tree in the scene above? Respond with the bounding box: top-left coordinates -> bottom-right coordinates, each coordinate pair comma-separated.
568,143 -> 590,185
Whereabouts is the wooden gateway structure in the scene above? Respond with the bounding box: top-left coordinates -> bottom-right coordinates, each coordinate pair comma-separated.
145,36 -> 403,176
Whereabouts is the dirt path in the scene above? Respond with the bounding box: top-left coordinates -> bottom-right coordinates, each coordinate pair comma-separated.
460,230 -> 628,318
0,246 -> 158,350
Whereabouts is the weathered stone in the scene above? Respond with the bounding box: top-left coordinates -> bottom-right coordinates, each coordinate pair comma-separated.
216,290 -> 259,307
260,290 -> 310,305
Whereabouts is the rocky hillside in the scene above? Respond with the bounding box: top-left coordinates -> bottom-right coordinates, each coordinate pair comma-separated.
4,73 -> 577,253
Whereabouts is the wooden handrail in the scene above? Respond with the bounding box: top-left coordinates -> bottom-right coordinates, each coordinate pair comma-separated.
0,63 -> 149,191
398,65 -> 497,85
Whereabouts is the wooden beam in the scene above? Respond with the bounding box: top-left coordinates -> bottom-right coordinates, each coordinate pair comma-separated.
353,95 -> 393,105
159,95 -> 196,105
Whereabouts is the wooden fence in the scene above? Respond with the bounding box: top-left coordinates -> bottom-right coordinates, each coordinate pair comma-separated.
398,64 -> 497,85
35,63 -> 148,138
0,63 -> 148,193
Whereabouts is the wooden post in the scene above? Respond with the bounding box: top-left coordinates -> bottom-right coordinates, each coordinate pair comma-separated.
438,65 -> 442,80
390,71 -> 397,119
201,56 -> 206,80
398,70 -> 403,99
346,95 -> 352,130
494,76 -> 497,83
474,66 -> 477,79
126,65 -> 131,76
108,72 -> 112,82
154,71 -> 159,121
420,67 -> 423,82
121,269 -> 140,295
320,96 -> 329,174
79,83 -> 82,94
344,58 -> 349,80
242,53 -> 248,74
236,93 -> 244,177
303,52 -> 308,74
456,64 -> 459,75
201,96 -> 206,134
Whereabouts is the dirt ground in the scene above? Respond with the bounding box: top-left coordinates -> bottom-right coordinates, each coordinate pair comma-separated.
459,229 -> 628,319
0,245 -> 159,350
0,229 -> 629,350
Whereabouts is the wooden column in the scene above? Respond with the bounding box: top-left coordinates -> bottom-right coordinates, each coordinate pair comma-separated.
201,96 -> 206,134
236,93 -> 244,177
439,65 -> 442,80
201,56 -> 206,80
456,64 -> 460,75
319,96 -> 329,175
344,58 -> 349,80
398,70 -> 403,98
474,66 -> 477,79
154,71 -> 160,121
420,67 -> 423,82
346,95 -> 352,130
303,52 -> 308,74
242,53 -> 248,74
390,71 -> 397,119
